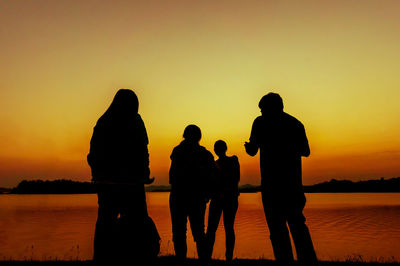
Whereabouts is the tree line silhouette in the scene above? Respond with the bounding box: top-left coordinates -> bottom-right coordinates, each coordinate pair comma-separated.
7,177 -> 400,194
11,179 -> 96,194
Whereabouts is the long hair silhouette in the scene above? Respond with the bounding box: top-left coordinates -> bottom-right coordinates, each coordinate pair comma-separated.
99,89 -> 139,124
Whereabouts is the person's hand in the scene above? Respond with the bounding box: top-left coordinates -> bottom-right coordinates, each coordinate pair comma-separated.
244,141 -> 251,153
244,141 -> 258,156
144,177 -> 155,185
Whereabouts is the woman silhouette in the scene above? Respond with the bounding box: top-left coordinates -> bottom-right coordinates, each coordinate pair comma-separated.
87,89 -> 154,262
206,140 -> 240,261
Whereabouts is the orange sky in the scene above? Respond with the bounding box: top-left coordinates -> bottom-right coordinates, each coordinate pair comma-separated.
1,0 -> 400,187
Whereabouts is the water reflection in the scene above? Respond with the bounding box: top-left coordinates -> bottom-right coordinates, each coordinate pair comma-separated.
0,193 -> 399,261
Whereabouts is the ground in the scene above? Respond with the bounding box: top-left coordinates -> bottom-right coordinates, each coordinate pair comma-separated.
0,257 -> 399,266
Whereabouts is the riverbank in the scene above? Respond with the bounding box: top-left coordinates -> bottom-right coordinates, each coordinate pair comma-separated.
0,257 -> 399,266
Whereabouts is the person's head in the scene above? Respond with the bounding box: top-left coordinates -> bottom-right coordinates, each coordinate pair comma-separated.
214,140 -> 227,157
103,89 -> 139,122
258,92 -> 283,116
98,89 -> 139,126
183,124 -> 202,143
109,89 -> 139,114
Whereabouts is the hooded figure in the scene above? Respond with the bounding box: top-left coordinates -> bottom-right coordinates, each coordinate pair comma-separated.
88,89 -> 153,262
87,89 -> 151,183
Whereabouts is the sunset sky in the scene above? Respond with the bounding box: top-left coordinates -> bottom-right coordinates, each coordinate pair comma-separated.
1,0 -> 400,188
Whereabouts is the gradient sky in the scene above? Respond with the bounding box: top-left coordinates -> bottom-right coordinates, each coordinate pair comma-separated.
1,0 -> 400,187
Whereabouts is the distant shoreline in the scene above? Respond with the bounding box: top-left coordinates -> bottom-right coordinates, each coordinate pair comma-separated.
1,177 -> 400,195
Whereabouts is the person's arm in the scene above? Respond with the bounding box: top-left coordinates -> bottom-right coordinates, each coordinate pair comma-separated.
169,151 -> 177,185
299,124 -> 310,157
143,144 -> 150,179
202,150 -> 217,201
87,124 -> 106,181
142,144 -> 154,184
245,118 -> 260,156
233,156 -> 240,184
136,115 -> 151,182
87,128 -> 97,168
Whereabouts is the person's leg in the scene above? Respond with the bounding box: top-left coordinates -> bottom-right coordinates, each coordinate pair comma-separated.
222,196 -> 238,261
188,200 -> 207,261
169,193 -> 188,260
287,204 -> 318,265
262,191 -> 294,264
206,198 -> 223,260
118,185 -> 149,261
94,191 -> 118,262
122,185 -> 148,218
133,184 -> 148,217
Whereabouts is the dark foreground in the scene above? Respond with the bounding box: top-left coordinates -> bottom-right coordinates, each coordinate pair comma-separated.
0,257 -> 398,266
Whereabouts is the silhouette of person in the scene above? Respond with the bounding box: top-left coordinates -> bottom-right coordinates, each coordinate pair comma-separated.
245,93 -> 318,265
87,89 -> 154,262
206,140 -> 240,261
169,125 -> 215,262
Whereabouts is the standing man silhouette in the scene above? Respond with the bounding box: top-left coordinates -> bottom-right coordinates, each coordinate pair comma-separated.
245,93 -> 318,265
169,125 -> 215,262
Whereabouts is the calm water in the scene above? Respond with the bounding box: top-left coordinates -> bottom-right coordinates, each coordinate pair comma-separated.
0,193 -> 399,261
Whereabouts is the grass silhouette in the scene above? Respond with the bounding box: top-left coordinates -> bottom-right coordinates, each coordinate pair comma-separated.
0,256 -> 399,266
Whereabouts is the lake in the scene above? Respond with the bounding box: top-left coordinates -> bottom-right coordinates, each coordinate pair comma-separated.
0,193 -> 399,262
